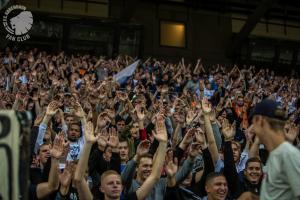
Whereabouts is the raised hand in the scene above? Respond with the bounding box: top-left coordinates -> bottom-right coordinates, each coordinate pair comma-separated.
165,158 -> 178,178
221,119 -> 236,141
202,98 -> 212,114
181,128 -> 195,148
84,121 -> 99,144
97,128 -> 109,149
46,101 -> 59,116
153,114 -> 168,143
50,132 -> 69,159
136,140 -> 151,158
136,105 -> 146,121
285,123 -> 299,143
59,162 -> 72,187
107,127 -> 119,148
195,128 -> 207,149
209,109 -> 217,122
73,102 -> 86,119
245,125 -> 255,142
186,109 -> 197,125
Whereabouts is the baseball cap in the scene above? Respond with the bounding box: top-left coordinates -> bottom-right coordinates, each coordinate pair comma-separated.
249,99 -> 287,121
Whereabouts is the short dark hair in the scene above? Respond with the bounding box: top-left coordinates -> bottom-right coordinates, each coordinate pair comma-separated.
68,122 -> 82,136
205,172 -> 225,186
115,116 -> 126,124
37,142 -> 50,154
69,122 -> 81,128
119,138 -> 128,144
245,157 -> 262,169
137,153 -> 153,166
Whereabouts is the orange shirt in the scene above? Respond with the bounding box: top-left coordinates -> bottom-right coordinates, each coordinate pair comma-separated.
233,102 -> 249,129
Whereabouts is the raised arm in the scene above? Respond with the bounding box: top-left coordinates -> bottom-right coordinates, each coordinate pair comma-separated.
74,121 -> 99,200
221,119 -> 241,198
174,141 -> 198,183
135,114 -> 168,200
166,158 -> 178,187
121,140 -> 151,189
210,111 -> 222,150
12,92 -> 21,110
202,99 -> 219,165
32,92 -> 42,115
36,133 -> 67,199
190,130 -> 215,196
249,136 -> 260,158
57,162 -> 73,197
107,127 -> 121,174
73,101 -> 87,128
34,101 -> 59,154
136,104 -> 148,140
193,58 -> 201,74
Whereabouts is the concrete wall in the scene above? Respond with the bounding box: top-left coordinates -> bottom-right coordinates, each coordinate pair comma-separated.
111,0 -> 233,64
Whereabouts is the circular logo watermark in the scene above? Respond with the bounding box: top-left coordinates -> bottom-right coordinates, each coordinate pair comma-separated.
3,5 -> 33,42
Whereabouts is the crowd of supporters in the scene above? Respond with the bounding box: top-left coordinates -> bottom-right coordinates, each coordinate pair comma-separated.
1,46 -> 300,200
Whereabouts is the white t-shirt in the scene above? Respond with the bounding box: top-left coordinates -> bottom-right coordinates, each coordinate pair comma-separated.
260,142 -> 300,200
67,137 -> 85,161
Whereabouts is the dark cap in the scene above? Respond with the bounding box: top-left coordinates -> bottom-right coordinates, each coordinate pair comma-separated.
250,99 -> 287,121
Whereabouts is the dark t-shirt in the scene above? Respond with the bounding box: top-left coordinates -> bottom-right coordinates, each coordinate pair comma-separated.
29,184 -> 38,200
124,192 -> 138,200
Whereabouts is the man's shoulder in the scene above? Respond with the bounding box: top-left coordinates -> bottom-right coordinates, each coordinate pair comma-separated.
270,142 -> 300,162
276,142 -> 299,155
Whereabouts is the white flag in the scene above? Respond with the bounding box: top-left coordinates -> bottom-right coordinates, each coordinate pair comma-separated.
113,60 -> 140,84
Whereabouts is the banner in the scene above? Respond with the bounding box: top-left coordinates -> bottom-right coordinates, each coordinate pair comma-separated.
0,111 -> 20,200
0,110 -> 31,200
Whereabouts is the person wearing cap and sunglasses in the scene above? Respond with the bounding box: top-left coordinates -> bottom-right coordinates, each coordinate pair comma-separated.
251,99 -> 300,200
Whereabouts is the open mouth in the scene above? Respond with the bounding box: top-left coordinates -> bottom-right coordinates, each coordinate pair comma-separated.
216,193 -> 226,198
144,171 -> 150,177
250,173 -> 260,179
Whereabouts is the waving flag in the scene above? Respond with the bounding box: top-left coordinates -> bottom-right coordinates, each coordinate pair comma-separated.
113,60 -> 140,85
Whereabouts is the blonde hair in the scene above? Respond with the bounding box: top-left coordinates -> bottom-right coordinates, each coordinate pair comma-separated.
100,170 -> 121,184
